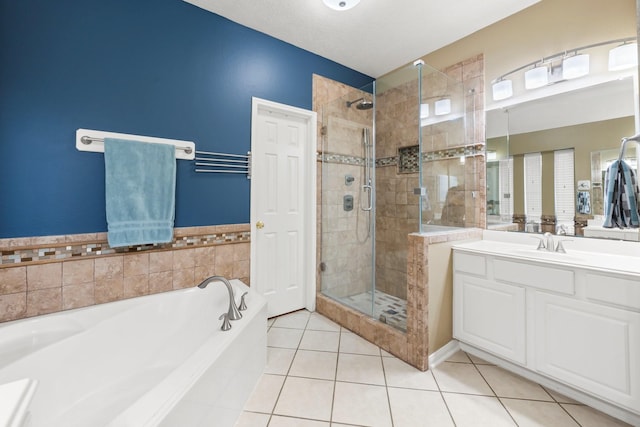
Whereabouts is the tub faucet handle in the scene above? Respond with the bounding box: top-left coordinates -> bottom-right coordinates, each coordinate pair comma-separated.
239,292 -> 248,311
219,313 -> 232,331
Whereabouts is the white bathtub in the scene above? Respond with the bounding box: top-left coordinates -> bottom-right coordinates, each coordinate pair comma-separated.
0,279 -> 267,427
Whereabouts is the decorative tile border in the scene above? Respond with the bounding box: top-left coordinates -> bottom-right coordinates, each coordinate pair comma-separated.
0,225 -> 250,267
318,152 -> 365,166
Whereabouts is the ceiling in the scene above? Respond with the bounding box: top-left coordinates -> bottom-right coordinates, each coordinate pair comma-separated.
183,0 -> 539,78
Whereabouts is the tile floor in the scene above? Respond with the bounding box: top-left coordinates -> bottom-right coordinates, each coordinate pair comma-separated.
235,309 -> 633,427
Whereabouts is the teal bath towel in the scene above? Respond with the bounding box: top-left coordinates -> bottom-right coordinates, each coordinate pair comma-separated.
104,138 -> 176,247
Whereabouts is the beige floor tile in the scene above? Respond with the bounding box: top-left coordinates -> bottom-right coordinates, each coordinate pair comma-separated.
268,415 -> 330,426
468,353 -> 494,365
273,377 -> 334,421
382,357 -> 438,390
332,381 -> 392,427
432,362 -> 494,395
501,398 -> 579,427
243,374 -> 286,413
544,387 -> 582,404
388,387 -> 454,427
443,393 -> 516,427
477,365 -> 552,401
288,349 -> 338,380
561,403 -> 634,427
233,411 -> 270,427
339,331 -> 380,356
271,309 -> 311,329
265,347 -> 296,375
381,349 -> 394,357
306,312 -> 341,332
446,350 -> 472,363
268,327 -> 304,349
336,353 -> 386,385
299,330 -> 340,352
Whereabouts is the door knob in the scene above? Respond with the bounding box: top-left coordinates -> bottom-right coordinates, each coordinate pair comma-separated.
256,220 -> 264,229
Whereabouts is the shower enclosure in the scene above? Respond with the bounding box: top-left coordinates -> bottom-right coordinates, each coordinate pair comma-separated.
320,61 -> 475,332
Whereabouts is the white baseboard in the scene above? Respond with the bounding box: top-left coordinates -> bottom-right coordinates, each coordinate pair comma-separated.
428,340 -> 461,368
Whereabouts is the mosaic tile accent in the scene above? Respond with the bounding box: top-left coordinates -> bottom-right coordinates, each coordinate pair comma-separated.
342,290 -> 407,331
320,145 -> 484,173
398,145 -> 419,173
319,152 -> 365,166
376,156 -> 398,168
0,228 -> 250,267
423,143 -> 485,162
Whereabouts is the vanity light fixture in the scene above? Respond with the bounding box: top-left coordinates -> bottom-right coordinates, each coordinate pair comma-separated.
524,65 -> 549,89
434,98 -> 451,116
323,0 -> 360,10
609,42 -> 638,71
562,53 -> 590,79
492,79 -> 513,101
491,37 -> 636,101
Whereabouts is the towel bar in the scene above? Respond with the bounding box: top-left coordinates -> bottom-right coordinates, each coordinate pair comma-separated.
81,136 -> 193,155
194,150 -> 251,179
618,133 -> 640,162
75,128 -> 196,160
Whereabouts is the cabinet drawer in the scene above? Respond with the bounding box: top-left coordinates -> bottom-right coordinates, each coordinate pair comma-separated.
494,259 -> 574,295
454,251 -> 486,276
585,273 -> 640,311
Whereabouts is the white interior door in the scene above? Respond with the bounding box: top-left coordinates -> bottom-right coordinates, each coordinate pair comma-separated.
250,97 -> 316,318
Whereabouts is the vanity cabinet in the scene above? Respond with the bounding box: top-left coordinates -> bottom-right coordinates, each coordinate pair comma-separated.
453,248 -> 640,416
453,253 -> 526,364
533,291 -> 640,412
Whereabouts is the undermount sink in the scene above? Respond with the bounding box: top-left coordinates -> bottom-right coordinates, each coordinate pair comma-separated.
513,248 -> 583,263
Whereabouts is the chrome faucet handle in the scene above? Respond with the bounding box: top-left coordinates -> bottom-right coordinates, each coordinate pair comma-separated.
531,236 -> 546,250
555,240 -> 572,253
219,313 -> 232,331
239,292 -> 248,311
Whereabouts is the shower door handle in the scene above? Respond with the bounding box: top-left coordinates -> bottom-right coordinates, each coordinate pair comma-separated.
362,185 -> 373,211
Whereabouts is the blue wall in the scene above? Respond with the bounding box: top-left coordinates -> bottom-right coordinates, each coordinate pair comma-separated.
0,0 -> 372,238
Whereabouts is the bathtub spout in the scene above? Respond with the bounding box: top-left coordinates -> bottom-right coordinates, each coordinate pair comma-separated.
197,276 -> 242,321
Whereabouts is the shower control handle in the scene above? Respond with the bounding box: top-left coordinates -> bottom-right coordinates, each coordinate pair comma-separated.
362,184 -> 373,211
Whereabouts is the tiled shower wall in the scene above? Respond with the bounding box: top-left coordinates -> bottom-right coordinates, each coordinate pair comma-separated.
313,74 -> 374,299
0,224 -> 250,323
374,55 -> 486,300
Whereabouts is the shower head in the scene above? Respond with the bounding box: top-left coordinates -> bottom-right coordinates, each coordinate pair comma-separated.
346,97 -> 373,110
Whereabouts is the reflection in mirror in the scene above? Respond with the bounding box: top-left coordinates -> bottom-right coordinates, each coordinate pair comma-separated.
487,74 -> 637,238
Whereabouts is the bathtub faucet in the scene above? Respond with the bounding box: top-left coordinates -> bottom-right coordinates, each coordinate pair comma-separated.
197,276 -> 242,321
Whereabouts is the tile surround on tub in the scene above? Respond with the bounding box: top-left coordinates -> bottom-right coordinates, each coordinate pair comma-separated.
0,224 -> 251,323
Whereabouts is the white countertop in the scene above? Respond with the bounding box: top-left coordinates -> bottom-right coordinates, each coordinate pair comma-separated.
454,232 -> 640,277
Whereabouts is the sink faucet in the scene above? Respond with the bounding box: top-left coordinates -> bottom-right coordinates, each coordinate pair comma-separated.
197,276 -> 242,321
543,232 -> 555,252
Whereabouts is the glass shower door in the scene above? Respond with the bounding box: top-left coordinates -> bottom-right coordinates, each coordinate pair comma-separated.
320,87 -> 376,318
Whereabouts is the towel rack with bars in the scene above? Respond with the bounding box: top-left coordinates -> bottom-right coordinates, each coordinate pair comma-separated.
194,150 -> 251,179
618,133 -> 640,162
75,129 -> 196,160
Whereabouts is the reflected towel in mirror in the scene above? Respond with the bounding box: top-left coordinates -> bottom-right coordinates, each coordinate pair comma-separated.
602,159 -> 640,228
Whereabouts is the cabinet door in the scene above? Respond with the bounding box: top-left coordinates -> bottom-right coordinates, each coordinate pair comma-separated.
454,274 -> 526,364
533,291 -> 640,413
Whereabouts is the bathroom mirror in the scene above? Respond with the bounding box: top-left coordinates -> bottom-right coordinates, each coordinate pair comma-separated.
481,0 -> 638,238
486,77 -> 637,235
